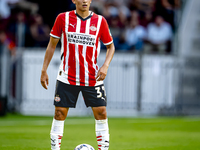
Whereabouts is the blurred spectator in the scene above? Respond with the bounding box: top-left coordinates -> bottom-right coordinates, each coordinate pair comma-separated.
0,0 -> 180,53
129,0 -> 156,15
109,16 -> 122,50
102,1 -> 130,27
0,0 -> 38,19
0,30 -> 17,101
30,14 -> 50,47
27,0 -> 74,28
108,16 -> 130,51
144,15 -> 172,54
0,0 -> 12,30
124,12 -> 146,51
155,0 -> 180,30
130,10 -> 139,23
139,10 -> 153,27
136,0 -> 156,12
117,2 -> 131,25
0,0 -> 38,32
0,0 -> 12,19
90,0 -> 105,15
8,11 -> 32,47
0,30 -> 15,55
102,2 -> 119,19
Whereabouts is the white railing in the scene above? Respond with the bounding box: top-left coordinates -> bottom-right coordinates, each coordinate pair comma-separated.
18,50 -> 179,117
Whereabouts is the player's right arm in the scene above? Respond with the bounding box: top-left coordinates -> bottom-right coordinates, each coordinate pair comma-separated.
40,37 -> 59,89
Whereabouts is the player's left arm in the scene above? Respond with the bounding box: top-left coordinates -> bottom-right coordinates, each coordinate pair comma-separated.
41,37 -> 59,89
96,42 -> 115,81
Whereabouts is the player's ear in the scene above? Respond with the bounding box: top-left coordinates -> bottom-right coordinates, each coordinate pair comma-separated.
72,0 -> 76,4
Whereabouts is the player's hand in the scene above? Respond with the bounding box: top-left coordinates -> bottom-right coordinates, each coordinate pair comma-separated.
40,70 -> 49,89
96,64 -> 108,81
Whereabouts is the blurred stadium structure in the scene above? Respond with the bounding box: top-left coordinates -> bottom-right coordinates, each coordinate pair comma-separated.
1,0 -> 200,117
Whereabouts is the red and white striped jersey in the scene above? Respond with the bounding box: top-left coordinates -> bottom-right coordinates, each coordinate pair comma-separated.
50,10 -> 113,86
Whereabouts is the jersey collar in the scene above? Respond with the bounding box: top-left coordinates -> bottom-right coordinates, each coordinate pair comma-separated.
74,10 -> 93,21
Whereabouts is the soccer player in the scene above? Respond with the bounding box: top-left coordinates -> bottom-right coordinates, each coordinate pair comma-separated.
40,0 -> 115,150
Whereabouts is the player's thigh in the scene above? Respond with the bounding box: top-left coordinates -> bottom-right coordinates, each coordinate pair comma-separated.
54,80 -> 81,108
81,84 -> 107,107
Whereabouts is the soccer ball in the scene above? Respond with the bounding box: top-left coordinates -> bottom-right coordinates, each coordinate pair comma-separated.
74,144 -> 95,150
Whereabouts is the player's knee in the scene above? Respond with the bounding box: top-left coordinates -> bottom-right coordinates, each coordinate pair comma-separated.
54,108 -> 67,120
94,107 -> 107,120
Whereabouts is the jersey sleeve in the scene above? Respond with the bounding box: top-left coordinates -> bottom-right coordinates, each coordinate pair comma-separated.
50,13 -> 64,39
99,17 -> 113,45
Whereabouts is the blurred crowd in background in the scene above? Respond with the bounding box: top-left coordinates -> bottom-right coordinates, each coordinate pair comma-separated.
0,0 -> 181,55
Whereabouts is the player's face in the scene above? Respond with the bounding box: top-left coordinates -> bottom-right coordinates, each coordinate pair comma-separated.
72,0 -> 92,12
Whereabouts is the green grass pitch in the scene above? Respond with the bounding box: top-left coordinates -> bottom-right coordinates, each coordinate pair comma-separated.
0,114 -> 200,150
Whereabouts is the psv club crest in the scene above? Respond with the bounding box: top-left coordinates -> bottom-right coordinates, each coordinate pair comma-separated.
90,25 -> 97,31
54,95 -> 61,102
